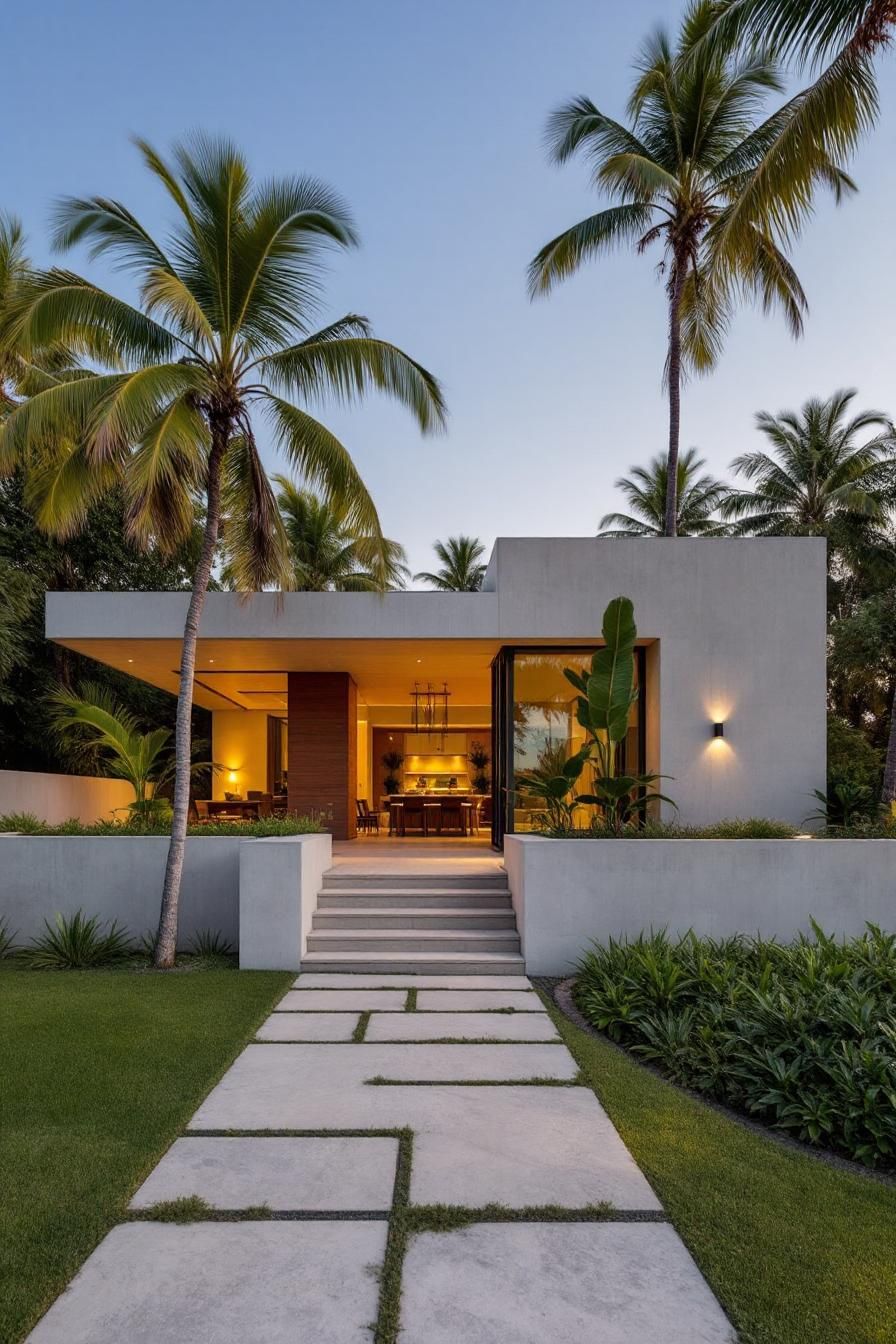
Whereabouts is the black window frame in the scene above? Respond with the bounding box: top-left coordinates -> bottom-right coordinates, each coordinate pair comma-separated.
490,645 -> 647,849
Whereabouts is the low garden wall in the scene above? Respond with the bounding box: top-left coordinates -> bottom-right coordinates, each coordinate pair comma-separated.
504,835 -> 896,975
0,769 -> 134,825
0,832 -> 332,960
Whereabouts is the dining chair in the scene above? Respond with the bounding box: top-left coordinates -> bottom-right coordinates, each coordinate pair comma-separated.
439,798 -> 464,835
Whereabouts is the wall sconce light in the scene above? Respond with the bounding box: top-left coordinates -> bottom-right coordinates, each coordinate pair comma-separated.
712,722 -> 725,739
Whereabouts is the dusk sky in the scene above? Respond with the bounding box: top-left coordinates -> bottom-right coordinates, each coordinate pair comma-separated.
5,0 -> 895,577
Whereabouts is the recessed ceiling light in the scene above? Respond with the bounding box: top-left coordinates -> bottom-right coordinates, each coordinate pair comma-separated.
127,658 -> 133,663
209,659 -> 215,663
416,658 -> 422,663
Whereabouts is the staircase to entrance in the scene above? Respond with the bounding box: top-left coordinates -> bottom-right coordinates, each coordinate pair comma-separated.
302,864 -> 523,975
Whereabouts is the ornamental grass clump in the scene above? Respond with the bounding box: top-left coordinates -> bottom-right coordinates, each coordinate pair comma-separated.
27,910 -> 135,970
575,923 -> 896,1168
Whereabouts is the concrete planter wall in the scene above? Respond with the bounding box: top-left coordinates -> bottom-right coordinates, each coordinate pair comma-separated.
0,832 -> 331,962
504,835 -> 896,976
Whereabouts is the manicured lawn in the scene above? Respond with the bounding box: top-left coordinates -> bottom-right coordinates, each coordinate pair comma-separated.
545,996 -> 896,1344
0,965 -> 292,1343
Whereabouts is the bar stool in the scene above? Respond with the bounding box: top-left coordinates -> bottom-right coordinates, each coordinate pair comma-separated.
423,802 -> 441,837
389,801 -> 404,836
461,801 -> 476,836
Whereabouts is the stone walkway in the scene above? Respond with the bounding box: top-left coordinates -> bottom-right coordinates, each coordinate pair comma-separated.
27,975 -> 737,1343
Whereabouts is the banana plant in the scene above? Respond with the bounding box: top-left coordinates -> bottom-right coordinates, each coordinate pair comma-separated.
564,596 -> 675,834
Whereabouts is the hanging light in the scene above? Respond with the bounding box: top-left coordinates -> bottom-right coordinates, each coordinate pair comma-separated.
410,680 -> 451,742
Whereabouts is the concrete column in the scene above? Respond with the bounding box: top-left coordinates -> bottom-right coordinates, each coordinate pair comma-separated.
288,672 -> 358,840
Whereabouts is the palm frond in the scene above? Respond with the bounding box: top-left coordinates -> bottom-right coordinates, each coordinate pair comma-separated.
256,332 -> 446,434
221,430 -> 292,591
262,393 -> 383,538
527,204 -> 657,297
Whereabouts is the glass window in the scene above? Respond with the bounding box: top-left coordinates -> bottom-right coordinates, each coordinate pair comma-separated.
510,650 -> 641,833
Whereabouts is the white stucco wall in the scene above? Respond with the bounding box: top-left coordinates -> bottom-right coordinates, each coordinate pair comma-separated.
1,836 -> 243,947
504,835 -> 896,975
1,832 -> 332,959
0,769 -> 135,825
239,833 -> 332,970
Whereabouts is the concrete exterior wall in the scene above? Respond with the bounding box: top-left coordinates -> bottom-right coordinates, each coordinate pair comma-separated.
239,833 -> 332,970
0,770 -> 135,825
1,836 -> 242,947
1,831 -> 333,961
45,538 -> 828,826
504,835 -> 896,976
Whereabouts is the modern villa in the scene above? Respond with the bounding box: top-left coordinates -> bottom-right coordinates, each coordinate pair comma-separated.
44,537 -> 828,844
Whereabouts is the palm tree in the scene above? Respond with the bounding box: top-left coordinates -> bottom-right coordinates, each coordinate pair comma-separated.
722,390 -> 896,550
267,474 -> 409,591
598,448 -> 729,536
0,134 -> 446,966
414,536 -> 487,591
50,683 -> 184,826
528,0 -> 852,537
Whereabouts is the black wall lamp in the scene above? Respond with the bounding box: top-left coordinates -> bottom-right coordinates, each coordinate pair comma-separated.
713,722 -> 725,739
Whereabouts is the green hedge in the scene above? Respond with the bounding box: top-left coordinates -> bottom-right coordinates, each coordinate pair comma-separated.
0,812 -> 322,837
575,925 -> 896,1168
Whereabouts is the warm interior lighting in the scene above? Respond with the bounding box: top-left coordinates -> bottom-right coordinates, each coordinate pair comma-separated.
227,770 -> 238,784
713,722 -> 724,738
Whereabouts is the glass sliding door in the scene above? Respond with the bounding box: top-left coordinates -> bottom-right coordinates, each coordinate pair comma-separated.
491,646 -> 644,840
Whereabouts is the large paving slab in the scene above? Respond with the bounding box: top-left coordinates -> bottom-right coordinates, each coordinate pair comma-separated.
256,1013 -> 359,1042
295,974 -> 533,990
25,1221 -> 387,1344
275,989 -> 406,1011
400,1223 -> 736,1342
417,990 -> 541,1012
365,1012 -> 560,1042
408,1086 -> 661,1209
129,1136 -> 398,1211
190,1043 -> 578,1129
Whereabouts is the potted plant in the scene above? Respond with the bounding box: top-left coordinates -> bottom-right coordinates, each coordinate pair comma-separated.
468,740 -> 490,794
382,749 -> 404,795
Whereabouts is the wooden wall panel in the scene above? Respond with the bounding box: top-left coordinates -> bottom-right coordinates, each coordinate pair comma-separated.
287,673 -> 357,840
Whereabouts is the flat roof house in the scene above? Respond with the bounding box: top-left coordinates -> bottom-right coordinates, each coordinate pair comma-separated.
45,537 -> 827,843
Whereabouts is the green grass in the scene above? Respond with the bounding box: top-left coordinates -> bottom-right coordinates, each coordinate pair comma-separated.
0,965 -> 292,1343
544,995 -> 896,1344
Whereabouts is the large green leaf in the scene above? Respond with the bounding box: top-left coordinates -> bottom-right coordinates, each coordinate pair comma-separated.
584,596 -> 638,745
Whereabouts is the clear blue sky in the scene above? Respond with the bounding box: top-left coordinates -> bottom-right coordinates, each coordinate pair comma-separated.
5,0 -> 895,577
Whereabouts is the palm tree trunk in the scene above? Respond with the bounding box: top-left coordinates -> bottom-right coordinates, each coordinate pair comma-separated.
153,426 -> 228,968
882,681 -> 896,816
663,256 -> 687,538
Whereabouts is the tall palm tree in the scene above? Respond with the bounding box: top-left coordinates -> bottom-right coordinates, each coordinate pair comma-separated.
722,390 -> 896,550
414,535 -> 487,591
598,448 -> 729,536
268,474 -> 409,591
0,134 -> 446,966
528,0 -> 852,537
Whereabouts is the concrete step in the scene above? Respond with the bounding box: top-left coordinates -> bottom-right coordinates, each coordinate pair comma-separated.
305,929 -> 522,954
300,951 -> 526,975
317,890 -> 512,909
321,872 -> 508,890
312,907 -> 517,931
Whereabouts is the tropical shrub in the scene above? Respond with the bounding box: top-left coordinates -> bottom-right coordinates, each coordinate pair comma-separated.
27,911 -> 135,969
575,925 -> 896,1167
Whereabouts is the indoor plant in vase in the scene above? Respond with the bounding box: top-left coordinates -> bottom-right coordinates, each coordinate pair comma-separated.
381,750 -> 404,795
